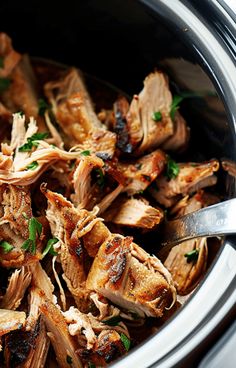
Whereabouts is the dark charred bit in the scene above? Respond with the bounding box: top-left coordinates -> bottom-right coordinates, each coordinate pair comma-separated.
77,332 -> 126,366
142,174 -> 151,182
110,252 -> 127,284
96,152 -> 111,161
75,245 -> 83,258
105,236 -> 122,254
114,97 -> 133,154
4,318 -> 40,367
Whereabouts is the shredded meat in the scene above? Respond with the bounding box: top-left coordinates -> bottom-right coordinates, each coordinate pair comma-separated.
103,196 -> 164,229
87,234 -> 176,317
126,71 -> 174,154
150,159 -> 219,207
0,267 -> 31,310
164,191 -> 219,294
118,149 -> 167,195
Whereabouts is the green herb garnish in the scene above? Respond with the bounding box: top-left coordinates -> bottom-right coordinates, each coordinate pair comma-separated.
80,150 -> 91,156
165,158 -> 180,180
152,111 -> 162,122
170,95 -> 184,120
0,78 -> 11,93
95,168 -> 105,188
38,98 -> 50,116
120,333 -> 131,351
102,315 -> 122,326
88,363 -> 96,368
184,249 -> 199,263
66,355 -> 72,365
27,161 -> 39,170
42,238 -> 59,258
21,217 -> 42,254
0,240 -> 14,253
0,57 -> 4,68
19,132 -> 49,152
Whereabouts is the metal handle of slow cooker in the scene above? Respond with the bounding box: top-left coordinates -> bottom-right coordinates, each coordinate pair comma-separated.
160,198 -> 236,249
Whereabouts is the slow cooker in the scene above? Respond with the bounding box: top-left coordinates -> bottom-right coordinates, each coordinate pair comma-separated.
1,0 -> 235,367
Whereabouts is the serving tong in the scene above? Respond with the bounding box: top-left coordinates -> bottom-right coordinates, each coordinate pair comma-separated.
160,198 -> 236,251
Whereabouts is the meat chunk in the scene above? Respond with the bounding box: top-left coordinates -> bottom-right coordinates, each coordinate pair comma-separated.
45,68 -> 117,157
0,33 -> 21,78
39,289 -> 83,368
164,191 -> 219,294
103,196 -> 164,229
1,55 -> 39,119
87,234 -> 176,317
0,309 -> 26,337
118,149 -> 166,195
161,111 -> 190,152
113,96 -> 132,154
150,159 -> 219,207
41,184 -> 105,310
0,113 -> 90,186
0,267 -> 31,310
63,305 -> 129,366
71,154 -> 104,208
0,184 -> 37,268
222,159 -> 236,177
4,316 -> 49,368
126,71 -> 174,154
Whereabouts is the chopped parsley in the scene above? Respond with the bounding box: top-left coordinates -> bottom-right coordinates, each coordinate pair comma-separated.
0,77 -> 11,93
19,132 -> 49,152
66,355 -> 72,365
38,98 -> 50,116
102,315 -> 122,326
170,95 -> 184,120
21,217 -> 42,254
26,161 -> 39,170
152,111 -> 162,122
80,150 -> 91,156
165,157 -> 180,180
0,57 -> 4,68
0,240 -> 14,253
88,363 -> 96,368
95,168 -> 105,188
42,238 -> 59,258
120,333 -> 131,351
184,249 -> 199,263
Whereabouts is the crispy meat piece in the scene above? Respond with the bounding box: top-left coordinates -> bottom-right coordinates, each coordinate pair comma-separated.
28,318 -> 50,368
39,289 -> 83,368
87,234 -> 176,317
164,191 -> 219,295
0,309 -> 26,337
126,71 -> 174,154
63,306 -> 128,366
43,185 -> 110,259
71,154 -> 104,208
150,159 -> 219,207
103,196 -> 164,229
222,159 -> 236,177
4,316 -> 48,368
0,33 -> 21,78
0,184 -> 40,268
0,267 -> 31,310
0,114 -> 88,186
113,96 -> 132,153
1,55 -> 39,119
118,149 -> 166,195
161,111 -> 190,152
45,68 -> 117,157
42,185 -> 104,311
